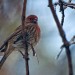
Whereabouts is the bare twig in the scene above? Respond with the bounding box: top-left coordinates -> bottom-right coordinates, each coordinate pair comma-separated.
59,0 -> 65,26
70,36 -> 75,42
54,0 -> 73,26
57,47 -> 63,59
69,36 -> 75,45
69,0 -> 72,3
63,0 -> 72,9
48,0 -> 73,75
54,1 -> 75,9
21,0 -> 29,75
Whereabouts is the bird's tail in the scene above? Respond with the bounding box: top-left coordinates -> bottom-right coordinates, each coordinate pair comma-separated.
0,44 -> 14,69
0,54 -> 7,69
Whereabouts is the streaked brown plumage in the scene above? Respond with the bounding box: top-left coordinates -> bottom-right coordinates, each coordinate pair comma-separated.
0,15 -> 40,69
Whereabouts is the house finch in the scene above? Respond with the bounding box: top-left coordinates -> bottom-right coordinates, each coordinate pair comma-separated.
0,15 -> 41,69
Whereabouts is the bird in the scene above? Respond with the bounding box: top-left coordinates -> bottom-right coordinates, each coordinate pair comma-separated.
0,15 -> 41,69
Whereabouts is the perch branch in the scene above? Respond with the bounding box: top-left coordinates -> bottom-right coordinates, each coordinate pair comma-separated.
21,0 -> 29,75
0,0 -> 30,75
48,0 -> 73,75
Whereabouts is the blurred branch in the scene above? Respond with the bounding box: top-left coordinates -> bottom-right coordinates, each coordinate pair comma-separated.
48,0 -> 73,75
54,1 -> 75,9
63,0 -> 72,9
59,0 -> 65,26
54,0 -> 73,26
21,0 -> 30,75
69,0 -> 72,3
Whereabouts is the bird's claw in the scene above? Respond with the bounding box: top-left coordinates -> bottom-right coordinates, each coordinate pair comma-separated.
19,50 -> 29,60
23,54 -> 29,60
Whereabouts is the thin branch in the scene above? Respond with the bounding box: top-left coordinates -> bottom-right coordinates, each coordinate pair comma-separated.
54,1 -> 75,9
59,0 -> 65,26
21,0 -> 29,75
48,0 -> 73,75
54,0 -> 73,26
69,0 -> 72,3
63,0 -> 72,9
57,47 -> 63,59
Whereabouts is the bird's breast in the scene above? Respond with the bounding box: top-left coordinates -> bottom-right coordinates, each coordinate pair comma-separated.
12,24 -> 40,51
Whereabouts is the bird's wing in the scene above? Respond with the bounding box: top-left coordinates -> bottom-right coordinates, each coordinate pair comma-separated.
0,25 -> 21,52
0,23 -> 38,52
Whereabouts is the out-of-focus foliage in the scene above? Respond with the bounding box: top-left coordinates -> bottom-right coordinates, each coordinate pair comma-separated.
0,0 -> 75,75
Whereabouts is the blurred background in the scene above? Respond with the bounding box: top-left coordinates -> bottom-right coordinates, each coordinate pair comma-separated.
0,0 -> 75,75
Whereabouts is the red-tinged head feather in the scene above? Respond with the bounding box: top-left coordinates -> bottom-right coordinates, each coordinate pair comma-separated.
27,15 -> 38,20
26,15 -> 38,23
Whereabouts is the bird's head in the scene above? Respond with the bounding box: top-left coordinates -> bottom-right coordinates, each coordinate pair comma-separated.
26,15 -> 38,24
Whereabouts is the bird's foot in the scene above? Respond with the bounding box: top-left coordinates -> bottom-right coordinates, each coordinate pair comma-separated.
23,54 -> 29,60
19,50 -> 29,60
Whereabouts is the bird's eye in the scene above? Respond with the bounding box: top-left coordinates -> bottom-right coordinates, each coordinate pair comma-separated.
30,18 -> 32,20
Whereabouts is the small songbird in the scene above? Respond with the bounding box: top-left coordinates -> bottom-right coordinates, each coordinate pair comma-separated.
0,15 -> 41,69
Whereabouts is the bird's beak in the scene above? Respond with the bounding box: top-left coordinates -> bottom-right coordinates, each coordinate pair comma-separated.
32,19 -> 37,23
